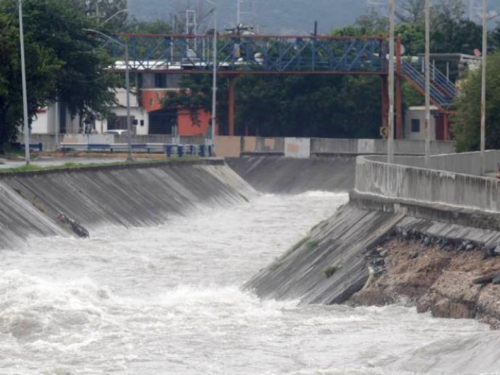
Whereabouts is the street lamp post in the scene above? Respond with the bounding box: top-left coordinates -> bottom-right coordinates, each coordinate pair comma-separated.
424,0 -> 431,168
387,0 -> 395,164
84,29 -> 132,162
206,0 -> 217,154
481,0 -> 488,175
19,0 -> 30,165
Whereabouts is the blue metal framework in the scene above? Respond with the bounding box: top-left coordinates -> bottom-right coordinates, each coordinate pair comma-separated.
113,34 -> 389,75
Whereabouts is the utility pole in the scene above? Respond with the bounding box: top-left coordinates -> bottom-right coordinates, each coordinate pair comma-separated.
387,0 -> 395,164
125,44 -> 132,162
55,100 -> 59,150
19,0 -> 30,164
481,0 -> 487,175
206,1 -> 217,151
424,0 -> 431,167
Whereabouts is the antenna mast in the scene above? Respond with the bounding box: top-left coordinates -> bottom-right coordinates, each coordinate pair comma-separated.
236,0 -> 254,26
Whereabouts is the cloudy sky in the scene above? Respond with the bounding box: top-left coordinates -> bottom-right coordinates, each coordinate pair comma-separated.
128,0 -> 368,34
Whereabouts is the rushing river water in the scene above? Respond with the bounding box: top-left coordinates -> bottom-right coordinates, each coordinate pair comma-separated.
1,192 -> 499,375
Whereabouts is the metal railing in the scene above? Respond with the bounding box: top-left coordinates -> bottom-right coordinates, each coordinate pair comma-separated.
401,61 -> 452,108
60,143 -> 213,157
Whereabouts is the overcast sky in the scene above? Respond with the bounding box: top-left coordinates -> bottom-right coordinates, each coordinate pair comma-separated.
128,0 -> 368,34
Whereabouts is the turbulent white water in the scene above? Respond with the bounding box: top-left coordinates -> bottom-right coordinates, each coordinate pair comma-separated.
1,192 -> 499,375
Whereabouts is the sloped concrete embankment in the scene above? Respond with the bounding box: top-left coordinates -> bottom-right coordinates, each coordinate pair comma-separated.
0,160 -> 256,249
226,156 -> 356,194
246,152 -> 500,327
245,204 -> 404,304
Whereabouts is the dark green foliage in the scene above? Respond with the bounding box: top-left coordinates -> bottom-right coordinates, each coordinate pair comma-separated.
452,54 -> 500,152
306,240 -> 320,249
0,0 -> 118,152
165,73 -> 382,138
323,265 -> 338,278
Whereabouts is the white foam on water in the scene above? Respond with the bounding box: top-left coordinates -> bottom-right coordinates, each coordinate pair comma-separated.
0,192 -> 496,374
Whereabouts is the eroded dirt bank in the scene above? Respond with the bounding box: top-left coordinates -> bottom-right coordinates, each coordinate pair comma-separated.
350,234 -> 500,328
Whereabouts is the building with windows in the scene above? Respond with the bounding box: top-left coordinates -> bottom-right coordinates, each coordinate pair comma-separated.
30,71 -> 214,137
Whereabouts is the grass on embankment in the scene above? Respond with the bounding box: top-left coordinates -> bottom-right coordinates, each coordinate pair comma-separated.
0,157 -> 201,174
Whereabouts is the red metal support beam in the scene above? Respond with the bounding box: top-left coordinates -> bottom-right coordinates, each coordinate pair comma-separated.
444,113 -> 449,141
228,76 -> 237,136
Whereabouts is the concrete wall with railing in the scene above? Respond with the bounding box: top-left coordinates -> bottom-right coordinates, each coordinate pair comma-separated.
368,150 -> 500,176
355,151 -> 500,213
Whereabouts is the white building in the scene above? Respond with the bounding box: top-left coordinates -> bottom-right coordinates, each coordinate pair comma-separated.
404,106 -> 440,141
96,88 -> 149,135
31,105 -> 81,135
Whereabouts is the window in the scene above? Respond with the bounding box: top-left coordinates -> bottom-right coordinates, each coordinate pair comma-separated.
108,115 -> 136,130
155,74 -> 167,88
411,119 -> 421,133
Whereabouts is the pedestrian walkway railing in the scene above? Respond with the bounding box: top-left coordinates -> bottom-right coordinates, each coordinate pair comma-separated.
60,143 -> 213,157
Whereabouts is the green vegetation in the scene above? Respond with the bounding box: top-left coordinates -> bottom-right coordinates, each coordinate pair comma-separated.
268,236 -> 309,271
323,265 -> 339,279
0,0 -> 118,153
267,236 -> 322,272
0,157 -> 200,174
306,240 -> 320,249
452,53 -> 500,152
311,220 -> 328,233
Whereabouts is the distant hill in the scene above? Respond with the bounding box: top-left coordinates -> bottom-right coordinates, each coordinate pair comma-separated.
128,0 -> 368,34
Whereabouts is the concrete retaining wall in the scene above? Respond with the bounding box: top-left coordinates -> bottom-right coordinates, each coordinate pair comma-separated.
0,160 -> 256,249
311,138 -> 455,156
285,138 -> 311,158
355,153 -> 500,213
370,150 -> 500,176
226,156 -> 356,193
28,134 -> 455,157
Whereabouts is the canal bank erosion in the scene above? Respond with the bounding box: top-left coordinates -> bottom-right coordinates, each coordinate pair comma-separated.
2,150 -> 500,327
245,151 -> 500,328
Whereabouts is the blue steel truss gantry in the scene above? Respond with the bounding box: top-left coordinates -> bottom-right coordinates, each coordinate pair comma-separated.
113,34 -> 389,75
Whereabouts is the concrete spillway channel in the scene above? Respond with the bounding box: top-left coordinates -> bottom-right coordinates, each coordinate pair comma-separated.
0,160 -> 256,249
3,155 -> 500,328
3,155 -> 500,373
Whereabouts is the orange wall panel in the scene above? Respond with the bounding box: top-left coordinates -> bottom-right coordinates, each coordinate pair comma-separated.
141,91 -> 168,112
177,109 -> 218,136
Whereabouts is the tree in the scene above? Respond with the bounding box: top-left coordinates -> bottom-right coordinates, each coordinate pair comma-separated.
452,53 -> 500,152
396,0 -> 425,24
0,0 -> 118,152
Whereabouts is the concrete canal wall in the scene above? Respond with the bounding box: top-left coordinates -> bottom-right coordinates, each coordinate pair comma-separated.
0,160 -> 256,249
247,151 -> 500,328
226,156 -> 356,194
